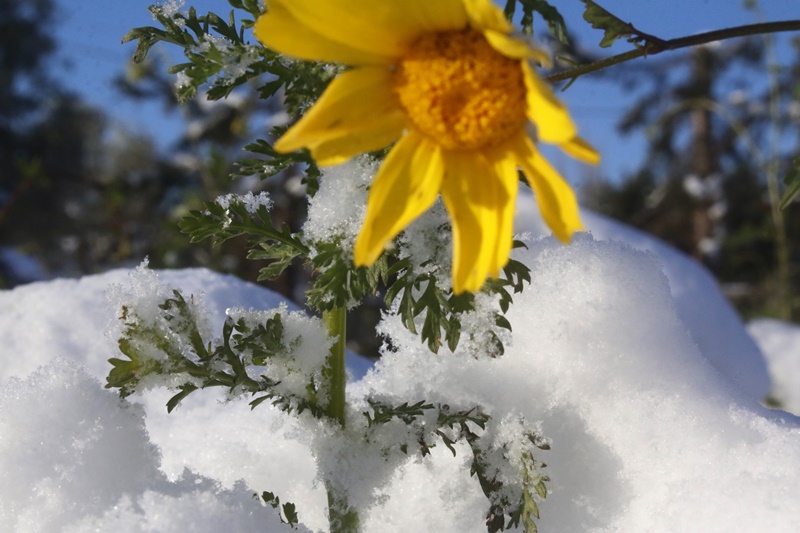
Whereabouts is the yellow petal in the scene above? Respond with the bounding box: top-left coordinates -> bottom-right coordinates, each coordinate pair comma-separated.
254,3 -> 389,65
440,151 -> 513,294
401,0 -> 469,33
483,30 -> 551,66
511,134 -> 583,242
560,136 -> 601,165
484,144 -> 521,277
521,61 -> 577,144
274,66 -> 400,153
277,0 -> 468,60
310,111 -> 406,166
354,132 -> 444,265
463,0 -> 513,33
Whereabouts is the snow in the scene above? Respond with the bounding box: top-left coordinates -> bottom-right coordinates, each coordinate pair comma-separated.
304,156 -> 376,248
215,191 -> 273,215
361,233 -> 800,531
152,0 -> 186,21
748,319 -> 800,414
515,184 -> 772,401
1,184 -> 799,531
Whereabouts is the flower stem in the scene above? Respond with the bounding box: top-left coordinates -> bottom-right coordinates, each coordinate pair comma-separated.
322,306 -> 347,426
321,306 -> 359,532
326,482 -> 360,533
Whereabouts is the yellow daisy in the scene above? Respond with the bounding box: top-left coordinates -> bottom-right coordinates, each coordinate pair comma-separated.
254,0 -> 599,294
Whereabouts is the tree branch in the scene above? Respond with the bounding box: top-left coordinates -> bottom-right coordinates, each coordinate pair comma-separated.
546,20 -> 800,84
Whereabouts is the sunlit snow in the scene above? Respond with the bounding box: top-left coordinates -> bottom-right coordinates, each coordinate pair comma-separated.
1,184 -> 799,532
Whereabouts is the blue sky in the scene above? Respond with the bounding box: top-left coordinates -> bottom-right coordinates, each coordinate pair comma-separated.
52,0 -> 800,183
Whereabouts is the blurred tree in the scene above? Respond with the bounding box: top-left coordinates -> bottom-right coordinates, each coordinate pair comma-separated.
0,0 -> 54,127
583,35 -> 800,319
115,55 -> 307,296
0,0 -> 204,286
0,0 -> 58,285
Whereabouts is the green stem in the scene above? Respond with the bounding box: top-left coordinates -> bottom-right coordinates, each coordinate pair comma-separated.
546,20 -> 800,84
321,307 -> 359,532
326,482 -> 360,533
322,306 -> 347,426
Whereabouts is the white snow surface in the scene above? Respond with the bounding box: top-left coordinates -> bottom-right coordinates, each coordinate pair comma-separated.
304,156 -> 376,248
515,184 -> 772,401
2,191 -> 800,531
748,319 -> 800,414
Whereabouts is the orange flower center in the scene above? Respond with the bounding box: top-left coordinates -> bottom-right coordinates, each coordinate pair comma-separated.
393,30 -> 527,151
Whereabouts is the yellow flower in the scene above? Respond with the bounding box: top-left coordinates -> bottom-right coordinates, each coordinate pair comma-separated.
255,0 -> 599,294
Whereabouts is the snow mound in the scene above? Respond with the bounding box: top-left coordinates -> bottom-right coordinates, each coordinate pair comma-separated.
515,184 -> 771,401
1,236 -> 798,531
358,234 -> 800,531
0,358 -> 304,532
748,319 -> 800,414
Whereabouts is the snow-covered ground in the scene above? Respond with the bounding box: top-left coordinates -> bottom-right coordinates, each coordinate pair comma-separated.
2,185 -> 800,531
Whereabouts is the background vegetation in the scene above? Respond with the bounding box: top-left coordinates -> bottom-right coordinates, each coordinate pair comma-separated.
2,0 -> 798,356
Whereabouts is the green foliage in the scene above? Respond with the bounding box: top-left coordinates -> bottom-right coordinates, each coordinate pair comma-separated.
581,0 -> 632,48
305,242 -> 391,312
181,191 -> 529,354
780,157 -> 800,210
364,400 -> 549,533
258,491 -> 300,529
364,399 -> 434,429
180,194 -> 391,311
385,262 -> 465,354
106,289 -> 327,416
124,3 -> 267,101
234,134 -> 322,194
180,196 -> 309,279
386,242 -> 530,355
0,0 -> 56,121
120,0 -> 334,191
504,0 -> 569,42
581,0 -> 664,49
107,291 -> 208,398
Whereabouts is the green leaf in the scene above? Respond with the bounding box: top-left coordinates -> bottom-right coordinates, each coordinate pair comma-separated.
227,0 -> 263,19
384,252 -> 528,356
581,0 -> 636,48
305,243 -> 389,312
232,313 -> 286,366
495,314 -> 512,332
105,355 -> 145,396
364,399 -> 435,427
167,384 -> 198,413
503,0 -> 517,21
179,198 -> 308,257
249,242 -> 303,281
520,0 -> 569,43
282,502 -> 299,527
249,394 -> 274,410
780,157 -> 800,210
260,491 -> 279,507
258,491 -> 300,528
106,287 -> 327,414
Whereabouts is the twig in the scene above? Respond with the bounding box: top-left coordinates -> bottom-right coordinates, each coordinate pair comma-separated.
546,20 -> 800,84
